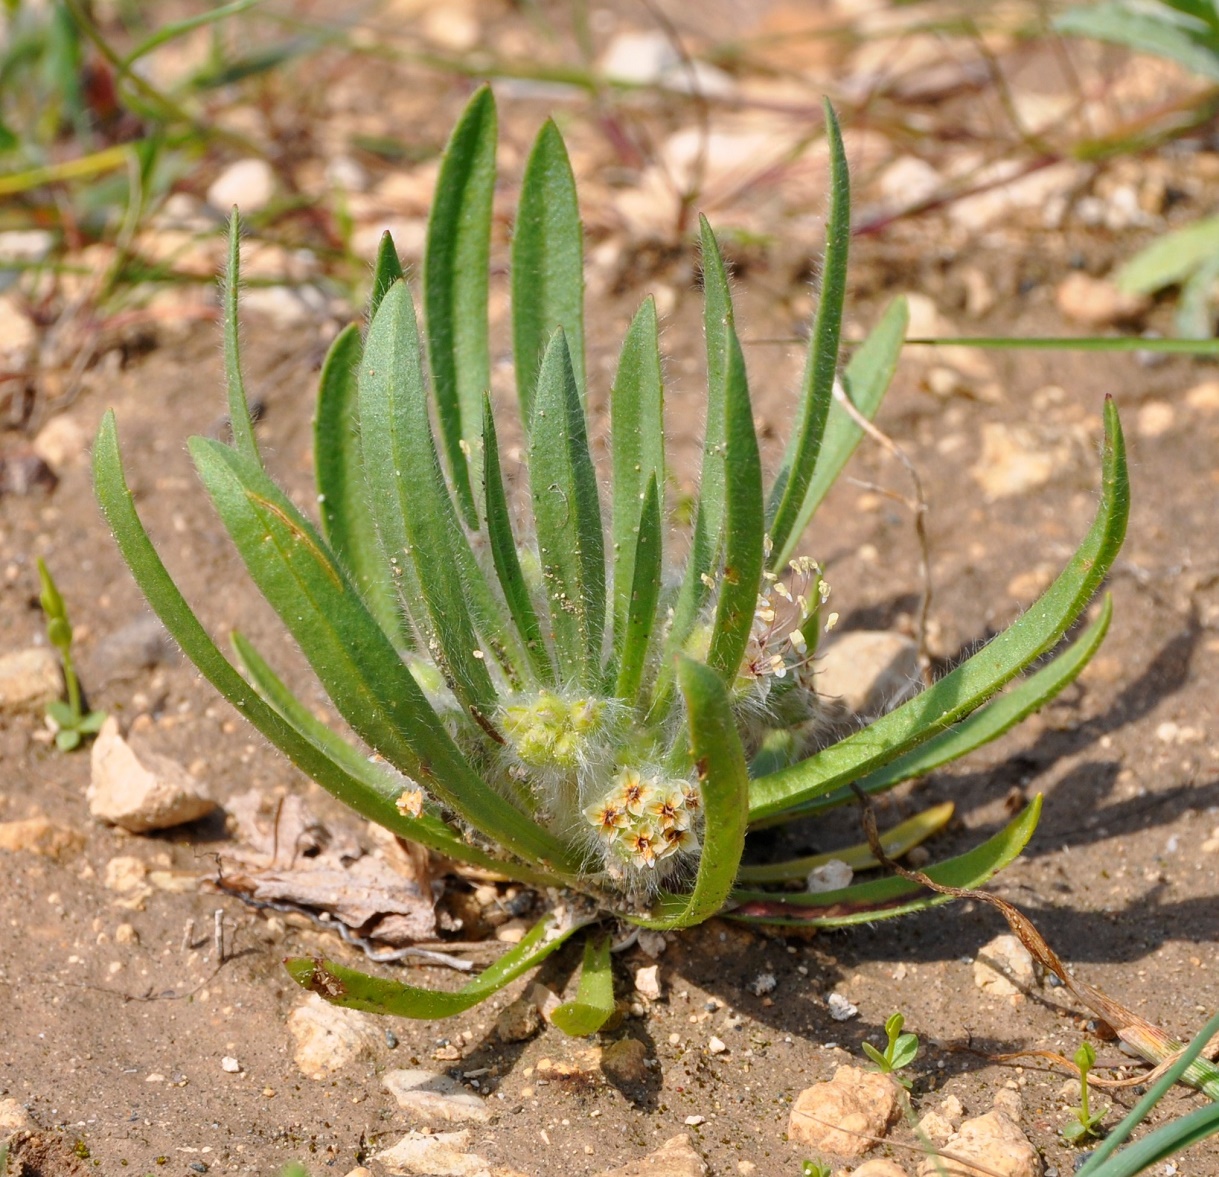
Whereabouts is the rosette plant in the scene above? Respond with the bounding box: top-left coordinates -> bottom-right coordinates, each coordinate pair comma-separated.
94,89 -> 1128,1034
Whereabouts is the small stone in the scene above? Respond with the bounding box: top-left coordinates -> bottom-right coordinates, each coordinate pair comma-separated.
939,1095 -> 965,1126
496,993 -> 542,1043
373,1129 -> 491,1177
593,1133 -> 707,1177
750,972 -> 776,997
114,923 -> 139,945
0,647 -> 62,712
32,414 -> 87,469
707,1036 -> 727,1055
828,992 -> 860,1021
815,632 -> 920,715
0,817 -> 83,860
344,1169 -> 374,1177
221,1056 -> 241,1073
915,1110 -> 1041,1177
635,964 -> 663,1001
788,1066 -> 901,1156
0,1096 -> 35,1133
288,992 -> 381,1079
207,158 -> 275,213
851,1161 -> 909,1177
974,933 -> 1037,997
807,859 -> 854,893
88,717 -> 216,832
602,1037 -> 649,1085
420,4 -> 480,51
1185,379 -> 1219,413
0,448 -> 57,496
494,918 -> 528,943
878,156 -> 942,209
970,422 -> 1066,500
1055,272 -> 1148,327
382,1069 -> 490,1124
1135,401 -> 1175,439
531,981 -> 562,1024
636,929 -> 667,957
917,1111 -> 956,1143
993,1088 -> 1023,1122
103,855 -> 148,892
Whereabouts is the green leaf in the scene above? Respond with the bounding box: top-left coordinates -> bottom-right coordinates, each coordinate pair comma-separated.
512,119 -> 584,426
1114,214 -> 1219,295
630,657 -> 749,930
188,434 -> 577,871
425,84 -> 497,526
748,399 -> 1127,823
551,935 -> 615,1036
754,598 -> 1112,829
666,217 -> 735,655
767,100 -> 849,564
358,279 -> 501,714
77,710 -> 107,734
369,230 -> 405,323
861,1043 -> 888,1070
614,475 -> 663,705
285,913 -> 589,1018
482,393 -> 555,686
736,801 -> 954,884
93,412 -> 570,882
890,1034 -> 919,1070
1055,3 -> 1219,82
706,328 -> 763,686
610,296 -> 665,651
731,796 -> 1042,926
222,210 -> 261,468
771,296 -> 907,569
1174,248 -> 1219,338
230,631 -> 565,887
528,329 -> 606,687
314,323 -> 409,649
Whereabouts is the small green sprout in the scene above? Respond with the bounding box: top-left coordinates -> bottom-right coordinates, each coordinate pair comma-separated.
1063,1040 -> 1109,1144
802,1160 -> 832,1177
37,558 -> 106,752
862,1011 -> 920,1087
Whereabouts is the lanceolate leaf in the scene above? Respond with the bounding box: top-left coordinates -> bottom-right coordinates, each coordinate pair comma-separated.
551,936 -> 615,1036
483,394 -> 555,686
610,296 -> 665,649
231,631 -> 565,887
369,229 -> 405,323
512,119 -> 584,425
767,99 -> 849,565
771,296 -> 907,569
706,329 -> 763,685
222,210 -> 261,468
314,323 -> 408,649
753,598 -> 1113,829
528,329 -> 606,687
189,435 -> 578,871
749,398 -> 1127,823
285,914 -> 590,1019
425,84 -> 497,526
358,279 -> 500,714
732,798 -> 1042,926
631,657 -> 749,930
614,475 -> 662,705
93,413 -> 566,885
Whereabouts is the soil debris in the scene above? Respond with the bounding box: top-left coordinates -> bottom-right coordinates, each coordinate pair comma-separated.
787,1066 -> 901,1156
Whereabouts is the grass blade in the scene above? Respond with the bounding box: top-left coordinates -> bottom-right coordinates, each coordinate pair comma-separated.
512,119 -> 584,425
358,279 -> 500,714
285,914 -> 589,1019
614,475 -> 663,705
222,210 -> 261,468
736,801 -> 954,884
754,598 -> 1113,828
369,230 -> 405,323
230,631 -> 564,887
314,323 -> 409,649
631,656 -> 749,930
767,99 -> 849,565
749,398 -> 1128,822
483,394 -> 555,686
1114,214 -> 1219,296
189,435 -> 577,871
772,296 -> 907,568
610,296 -> 665,652
732,797 -> 1041,925
425,84 -> 497,527
528,329 -> 606,687
706,329 -> 763,685
551,936 -> 615,1036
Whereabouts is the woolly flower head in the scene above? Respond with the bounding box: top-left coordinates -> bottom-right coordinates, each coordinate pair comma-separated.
499,690 -> 610,771
583,767 -> 702,877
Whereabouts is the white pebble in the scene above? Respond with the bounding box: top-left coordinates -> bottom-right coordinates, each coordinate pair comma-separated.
708,1037 -> 727,1055
827,992 -> 859,1021
221,1056 -> 242,1073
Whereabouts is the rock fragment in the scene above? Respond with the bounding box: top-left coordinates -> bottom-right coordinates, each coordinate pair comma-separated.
815,631 -> 920,716
1055,272 -> 1148,327
593,1132 -> 707,1177
382,1069 -> 490,1124
373,1130 -> 490,1177
0,817 -> 83,860
601,1037 -> 649,1085
973,933 -> 1037,997
207,158 -> 275,213
88,717 -> 216,832
788,1066 -> 900,1157
915,1109 -> 1041,1177
0,647 -> 61,712
287,992 -> 381,1079
495,992 -> 542,1043
850,1161 -> 909,1177
0,1096 -> 35,1133
634,963 -> 662,1001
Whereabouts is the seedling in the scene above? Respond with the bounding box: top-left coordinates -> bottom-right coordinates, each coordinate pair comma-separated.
1064,1040 -> 1109,1144
862,1010 -> 920,1087
95,88 -> 1129,1033
802,1160 -> 832,1177
37,558 -> 106,752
